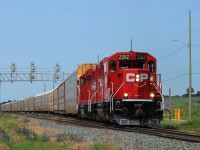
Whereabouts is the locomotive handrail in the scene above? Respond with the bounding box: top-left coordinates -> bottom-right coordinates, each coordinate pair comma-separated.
151,83 -> 165,110
109,82 -> 114,113
87,90 -> 91,112
90,90 -> 99,101
87,90 -> 99,112
110,82 -> 114,95
110,82 -> 125,112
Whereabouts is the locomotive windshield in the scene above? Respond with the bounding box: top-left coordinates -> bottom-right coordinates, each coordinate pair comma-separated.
119,60 -> 145,69
148,61 -> 155,72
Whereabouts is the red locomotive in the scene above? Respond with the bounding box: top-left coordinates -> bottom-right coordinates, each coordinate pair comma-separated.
78,51 -> 163,126
0,51 -> 163,126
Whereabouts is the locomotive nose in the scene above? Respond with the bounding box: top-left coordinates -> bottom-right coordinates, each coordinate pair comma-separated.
122,69 -> 150,99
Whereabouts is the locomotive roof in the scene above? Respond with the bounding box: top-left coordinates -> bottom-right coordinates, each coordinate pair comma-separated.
109,51 -> 156,60
97,51 -> 156,66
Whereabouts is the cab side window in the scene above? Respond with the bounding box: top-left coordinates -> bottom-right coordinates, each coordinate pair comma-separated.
148,61 -> 155,72
86,75 -> 91,81
109,60 -> 116,72
80,78 -> 86,86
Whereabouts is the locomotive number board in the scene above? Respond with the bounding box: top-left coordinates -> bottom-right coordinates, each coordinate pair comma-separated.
136,54 -> 146,60
118,54 -> 130,60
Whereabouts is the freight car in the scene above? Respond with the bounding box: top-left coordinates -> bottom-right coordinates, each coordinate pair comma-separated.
0,64 -> 96,113
0,51 -> 164,126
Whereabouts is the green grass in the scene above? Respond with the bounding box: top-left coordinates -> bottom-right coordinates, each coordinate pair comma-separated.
91,142 -> 120,150
0,113 -> 66,150
13,140 -> 57,150
161,97 -> 200,133
0,112 -> 120,150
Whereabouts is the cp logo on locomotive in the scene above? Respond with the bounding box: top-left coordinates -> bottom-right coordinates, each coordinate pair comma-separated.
126,73 -> 148,82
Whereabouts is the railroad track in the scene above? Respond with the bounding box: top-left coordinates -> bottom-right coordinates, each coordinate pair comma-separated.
10,112 -> 200,143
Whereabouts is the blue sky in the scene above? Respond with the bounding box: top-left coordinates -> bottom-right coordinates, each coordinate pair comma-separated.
0,0 -> 200,101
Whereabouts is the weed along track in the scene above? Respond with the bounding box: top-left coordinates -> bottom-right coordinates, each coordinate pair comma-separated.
0,113 -> 121,150
11,112 -> 200,143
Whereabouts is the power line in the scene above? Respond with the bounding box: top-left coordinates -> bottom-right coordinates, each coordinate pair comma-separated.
162,73 -> 200,83
162,73 -> 188,83
157,44 -> 187,61
192,43 -> 200,47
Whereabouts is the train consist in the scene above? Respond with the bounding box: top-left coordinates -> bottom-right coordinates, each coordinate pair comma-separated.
0,51 -> 164,126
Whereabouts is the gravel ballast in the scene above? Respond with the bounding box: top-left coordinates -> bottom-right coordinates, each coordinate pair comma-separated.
24,117 -> 200,150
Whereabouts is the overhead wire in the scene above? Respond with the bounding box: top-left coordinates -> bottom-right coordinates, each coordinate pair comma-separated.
157,44 -> 187,61
162,73 -> 188,83
192,43 -> 200,47
145,11 -> 200,85
162,73 -> 200,83
159,42 -> 200,83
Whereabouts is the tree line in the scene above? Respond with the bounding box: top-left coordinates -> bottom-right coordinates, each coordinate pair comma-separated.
163,87 -> 200,98
0,100 -> 15,105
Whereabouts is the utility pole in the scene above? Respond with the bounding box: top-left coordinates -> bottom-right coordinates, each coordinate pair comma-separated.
188,10 -> 192,120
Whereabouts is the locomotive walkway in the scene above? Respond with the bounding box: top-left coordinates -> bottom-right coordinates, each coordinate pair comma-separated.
8,112 -> 200,143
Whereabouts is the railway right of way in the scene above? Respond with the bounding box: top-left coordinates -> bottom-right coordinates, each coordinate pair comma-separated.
10,112 -> 200,143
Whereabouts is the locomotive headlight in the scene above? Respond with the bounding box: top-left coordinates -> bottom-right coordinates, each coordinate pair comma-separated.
124,93 -> 128,98
150,93 -> 155,98
136,74 -> 140,82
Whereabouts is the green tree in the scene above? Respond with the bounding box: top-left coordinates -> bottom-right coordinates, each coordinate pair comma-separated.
186,87 -> 194,94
